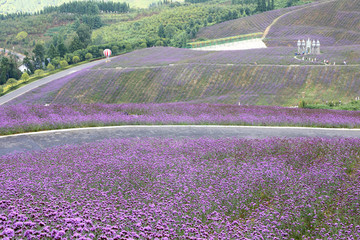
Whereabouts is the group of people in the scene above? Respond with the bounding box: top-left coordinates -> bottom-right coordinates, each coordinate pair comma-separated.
295,54 -> 348,65
323,60 -> 347,65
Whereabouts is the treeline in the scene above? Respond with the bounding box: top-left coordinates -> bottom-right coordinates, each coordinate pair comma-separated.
149,0 -> 182,8
43,1 -> 130,15
0,1 -> 130,20
232,0 -> 301,11
253,0 -> 275,12
0,12 -> 32,20
185,0 -> 211,3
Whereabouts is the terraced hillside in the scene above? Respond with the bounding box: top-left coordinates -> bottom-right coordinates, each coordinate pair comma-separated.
196,4 -> 307,40
196,0 -> 360,48
265,0 -> 360,46
7,47 -> 360,106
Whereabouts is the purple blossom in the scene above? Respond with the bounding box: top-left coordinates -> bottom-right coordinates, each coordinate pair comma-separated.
1,137 -> 360,238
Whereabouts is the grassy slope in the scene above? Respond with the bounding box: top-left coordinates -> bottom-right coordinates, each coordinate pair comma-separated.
265,0 -> 360,46
7,47 -> 360,106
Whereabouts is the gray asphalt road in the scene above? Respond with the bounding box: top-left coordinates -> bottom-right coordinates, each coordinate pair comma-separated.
1,125 -> 360,156
0,59 -> 107,105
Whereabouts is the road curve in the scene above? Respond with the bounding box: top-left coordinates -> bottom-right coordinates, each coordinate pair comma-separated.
0,59 -> 108,105
1,125 -> 360,156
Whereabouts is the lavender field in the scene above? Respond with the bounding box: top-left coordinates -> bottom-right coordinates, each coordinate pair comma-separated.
7,60 -> 360,106
1,137 -> 360,239
96,47 -> 360,68
195,4 -> 307,40
1,103 -> 360,135
266,0 -> 360,47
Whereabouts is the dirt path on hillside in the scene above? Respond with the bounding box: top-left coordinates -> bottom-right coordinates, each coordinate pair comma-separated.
262,0 -> 338,39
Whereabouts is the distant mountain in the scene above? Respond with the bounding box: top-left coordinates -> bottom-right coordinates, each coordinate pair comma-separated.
0,0 -> 158,14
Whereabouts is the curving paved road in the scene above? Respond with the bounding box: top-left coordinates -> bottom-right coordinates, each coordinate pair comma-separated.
1,125 -> 360,156
0,59 -> 107,105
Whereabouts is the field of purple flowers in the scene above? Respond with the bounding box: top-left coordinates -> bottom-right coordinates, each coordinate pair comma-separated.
1,137 -> 360,239
266,0 -> 360,46
1,103 -> 360,135
95,47 -> 360,68
195,4 -> 307,40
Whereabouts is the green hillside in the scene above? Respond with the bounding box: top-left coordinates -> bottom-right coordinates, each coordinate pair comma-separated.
0,0 -> 168,14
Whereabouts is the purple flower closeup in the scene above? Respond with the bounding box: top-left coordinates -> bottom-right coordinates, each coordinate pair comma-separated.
1,137 -> 360,238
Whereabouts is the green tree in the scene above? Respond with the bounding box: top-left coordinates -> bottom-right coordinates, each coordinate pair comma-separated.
59,60 -> 68,68
23,56 -> 34,74
76,23 -> 92,48
69,36 -> 83,53
15,31 -> 28,42
47,44 -> 59,59
0,57 -> 21,84
85,53 -> 93,60
57,42 -> 67,58
164,24 -> 177,39
72,56 -> 80,63
158,24 -> 165,38
171,31 -> 188,48
6,78 -> 17,87
261,0 -> 266,11
33,43 -> 45,69
124,43 -> 132,52
69,36 -> 84,53
0,58 -> 9,85
155,40 -> 164,46
112,46 -> 119,55
21,72 -> 30,81
47,63 -> 55,71
34,69 -> 45,76
51,57 -> 61,68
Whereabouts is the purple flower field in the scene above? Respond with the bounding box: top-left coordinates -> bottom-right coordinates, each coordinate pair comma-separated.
266,0 -> 360,47
196,4 -> 307,40
6,47 -> 360,106
1,103 -> 360,135
1,137 -> 360,239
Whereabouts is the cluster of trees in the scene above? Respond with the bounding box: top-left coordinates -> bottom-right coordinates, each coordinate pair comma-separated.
24,22 -> 95,73
0,55 -> 22,85
94,3 -> 255,49
149,0 -> 182,8
43,1 -> 130,15
0,12 -> 33,20
256,0 -> 275,12
286,0 -> 300,7
185,0 -> 212,3
156,7 -> 248,47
